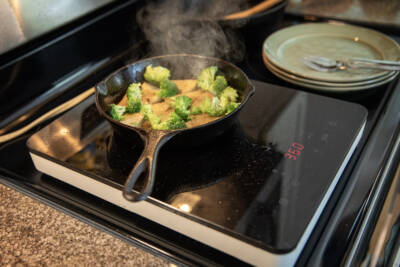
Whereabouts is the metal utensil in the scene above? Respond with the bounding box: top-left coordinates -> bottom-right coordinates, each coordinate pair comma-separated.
302,55 -> 400,72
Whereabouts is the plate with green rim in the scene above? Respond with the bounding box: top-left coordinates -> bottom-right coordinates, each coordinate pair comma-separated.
262,53 -> 398,88
263,22 -> 400,83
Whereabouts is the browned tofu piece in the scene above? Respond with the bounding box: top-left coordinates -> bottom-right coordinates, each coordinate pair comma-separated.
163,90 -> 213,107
151,101 -> 173,121
173,79 -> 198,93
187,114 -> 220,128
121,113 -> 145,127
142,82 -> 162,104
118,95 -> 128,106
118,82 -> 161,105
185,90 -> 214,107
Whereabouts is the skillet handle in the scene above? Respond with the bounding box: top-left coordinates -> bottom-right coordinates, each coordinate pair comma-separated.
123,131 -> 174,202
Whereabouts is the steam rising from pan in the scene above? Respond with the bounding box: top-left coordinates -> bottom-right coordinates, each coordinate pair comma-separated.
136,0 -> 250,62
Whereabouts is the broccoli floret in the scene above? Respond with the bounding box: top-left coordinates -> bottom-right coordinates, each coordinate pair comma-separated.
141,104 -> 186,130
109,104 -> 126,121
197,66 -> 229,96
191,106 -> 202,115
159,111 -> 187,130
127,101 -> 142,114
126,83 -> 142,113
191,86 -> 240,117
171,95 -> 192,110
211,75 -> 228,96
209,97 -> 227,116
219,86 -> 239,109
220,86 -> 239,102
198,97 -> 226,117
225,102 -> 240,115
198,97 -> 211,113
167,112 -> 186,129
141,104 -> 162,128
159,79 -> 179,99
143,65 -> 170,86
197,66 -> 218,92
127,83 -> 141,99
153,111 -> 186,130
197,94 -> 240,117
170,95 -> 192,121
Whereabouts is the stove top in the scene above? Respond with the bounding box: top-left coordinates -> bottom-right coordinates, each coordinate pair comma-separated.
27,80 -> 366,266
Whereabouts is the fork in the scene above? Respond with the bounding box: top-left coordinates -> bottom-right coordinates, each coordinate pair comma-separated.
302,55 -> 400,72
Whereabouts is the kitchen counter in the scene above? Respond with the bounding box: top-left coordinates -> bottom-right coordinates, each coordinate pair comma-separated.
0,184 -> 169,266
287,0 -> 400,27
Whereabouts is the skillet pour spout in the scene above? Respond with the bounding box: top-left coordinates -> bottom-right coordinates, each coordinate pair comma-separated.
95,54 -> 255,202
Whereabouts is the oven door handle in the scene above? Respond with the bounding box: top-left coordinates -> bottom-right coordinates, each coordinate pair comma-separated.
348,132 -> 400,267
0,88 -> 95,144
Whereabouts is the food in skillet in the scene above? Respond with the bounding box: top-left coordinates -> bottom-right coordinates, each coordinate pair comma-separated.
109,65 -> 241,130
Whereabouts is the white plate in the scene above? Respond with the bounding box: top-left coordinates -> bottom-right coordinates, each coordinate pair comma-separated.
264,56 -> 399,92
263,53 -> 397,88
263,22 -> 400,83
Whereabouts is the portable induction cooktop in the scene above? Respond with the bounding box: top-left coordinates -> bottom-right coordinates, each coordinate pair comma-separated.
27,80 -> 367,266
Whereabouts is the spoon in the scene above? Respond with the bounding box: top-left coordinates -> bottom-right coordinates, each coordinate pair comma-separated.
302,55 -> 400,72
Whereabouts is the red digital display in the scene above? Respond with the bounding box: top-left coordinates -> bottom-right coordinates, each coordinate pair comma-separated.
284,142 -> 304,161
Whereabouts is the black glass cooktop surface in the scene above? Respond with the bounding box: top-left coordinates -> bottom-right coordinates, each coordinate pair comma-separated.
27,80 -> 367,265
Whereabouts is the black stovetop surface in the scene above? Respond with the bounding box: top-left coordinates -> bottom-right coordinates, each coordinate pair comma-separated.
27,80 -> 366,255
0,1 -> 399,266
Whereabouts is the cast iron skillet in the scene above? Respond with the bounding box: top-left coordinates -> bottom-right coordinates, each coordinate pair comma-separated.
95,54 -> 255,202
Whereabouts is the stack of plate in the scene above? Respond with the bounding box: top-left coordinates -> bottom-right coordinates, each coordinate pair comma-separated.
262,23 -> 400,92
